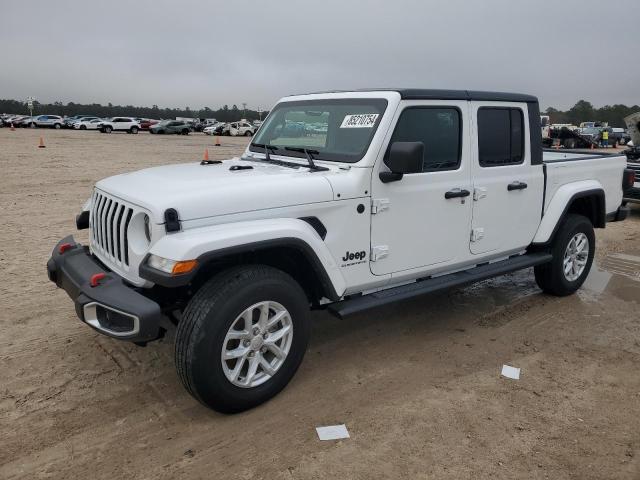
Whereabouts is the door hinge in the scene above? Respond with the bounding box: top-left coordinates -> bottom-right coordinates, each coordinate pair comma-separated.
371,198 -> 390,214
470,228 -> 485,242
473,187 -> 487,201
371,245 -> 389,261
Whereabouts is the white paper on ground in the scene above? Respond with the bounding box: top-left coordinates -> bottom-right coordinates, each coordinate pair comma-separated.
316,424 -> 350,441
501,365 -> 521,380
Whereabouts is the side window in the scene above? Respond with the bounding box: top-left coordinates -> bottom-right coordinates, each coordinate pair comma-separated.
387,107 -> 461,172
477,108 -> 524,167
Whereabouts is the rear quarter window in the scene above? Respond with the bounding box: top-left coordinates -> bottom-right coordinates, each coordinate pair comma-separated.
478,107 -> 524,167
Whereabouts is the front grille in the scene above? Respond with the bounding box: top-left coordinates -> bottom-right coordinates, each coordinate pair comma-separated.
627,162 -> 640,176
90,190 -> 135,267
625,187 -> 640,201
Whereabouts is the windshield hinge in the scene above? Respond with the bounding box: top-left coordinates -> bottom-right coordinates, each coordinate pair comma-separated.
371,198 -> 390,214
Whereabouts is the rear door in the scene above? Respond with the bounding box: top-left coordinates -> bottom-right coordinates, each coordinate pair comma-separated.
469,102 -> 544,255
370,100 -> 473,276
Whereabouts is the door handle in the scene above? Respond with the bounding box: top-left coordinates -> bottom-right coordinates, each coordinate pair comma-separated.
444,188 -> 471,199
507,181 -> 528,191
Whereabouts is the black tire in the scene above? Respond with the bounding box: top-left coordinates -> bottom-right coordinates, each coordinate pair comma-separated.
103,126 -> 112,133
80,125 -> 87,130
54,123 -> 61,129
181,128 -> 189,135
534,214 -> 595,296
244,130 -> 252,136
130,126 -> 138,134
175,265 -> 310,413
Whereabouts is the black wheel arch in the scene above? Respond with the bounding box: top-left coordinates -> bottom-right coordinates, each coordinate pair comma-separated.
139,237 -> 340,304
532,188 -> 605,249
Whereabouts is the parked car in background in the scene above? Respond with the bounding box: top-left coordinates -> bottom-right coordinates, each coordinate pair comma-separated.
203,121 -> 226,135
139,119 -> 159,130
64,115 -> 88,128
97,117 -> 140,134
16,116 -> 37,127
227,120 -> 256,136
33,115 -> 64,129
611,128 -> 630,146
74,118 -> 104,130
68,116 -> 100,128
149,120 -> 192,135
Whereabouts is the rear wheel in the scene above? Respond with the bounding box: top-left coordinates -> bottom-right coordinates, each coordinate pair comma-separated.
103,126 -> 112,133
534,214 -> 595,296
54,123 -> 61,129
175,265 -> 310,413
181,128 -> 189,135
80,125 -> 87,130
130,126 -> 138,134
244,130 -> 252,136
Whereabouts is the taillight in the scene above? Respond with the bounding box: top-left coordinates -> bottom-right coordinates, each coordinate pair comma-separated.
623,169 -> 635,190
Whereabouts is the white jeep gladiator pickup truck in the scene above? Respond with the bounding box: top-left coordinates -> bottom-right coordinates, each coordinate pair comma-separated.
47,89 -> 635,413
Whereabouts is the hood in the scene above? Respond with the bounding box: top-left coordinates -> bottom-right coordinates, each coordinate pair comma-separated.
95,157 -> 335,223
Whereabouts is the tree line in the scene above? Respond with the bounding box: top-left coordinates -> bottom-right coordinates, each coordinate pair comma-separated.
0,99 -> 268,122
544,100 -> 639,128
1,98 -> 638,127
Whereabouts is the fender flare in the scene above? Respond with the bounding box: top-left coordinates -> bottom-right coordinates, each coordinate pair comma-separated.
532,181 -> 605,245
139,218 -> 345,299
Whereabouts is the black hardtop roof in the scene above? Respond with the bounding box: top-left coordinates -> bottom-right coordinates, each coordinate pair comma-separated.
298,88 -> 538,103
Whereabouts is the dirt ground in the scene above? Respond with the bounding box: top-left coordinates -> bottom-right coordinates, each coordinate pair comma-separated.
1,128 -> 639,480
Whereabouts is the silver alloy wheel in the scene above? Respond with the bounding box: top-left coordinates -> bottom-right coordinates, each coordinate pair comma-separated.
221,301 -> 293,388
563,232 -> 589,281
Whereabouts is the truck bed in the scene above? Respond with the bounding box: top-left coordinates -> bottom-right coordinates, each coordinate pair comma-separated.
542,149 -> 627,215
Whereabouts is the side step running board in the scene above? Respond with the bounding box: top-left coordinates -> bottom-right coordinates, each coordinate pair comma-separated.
327,252 -> 552,318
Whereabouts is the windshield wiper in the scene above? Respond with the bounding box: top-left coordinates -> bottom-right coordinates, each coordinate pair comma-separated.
248,143 -> 301,169
284,147 -> 329,172
251,142 -> 279,162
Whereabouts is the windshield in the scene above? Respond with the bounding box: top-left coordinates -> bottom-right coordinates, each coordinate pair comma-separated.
250,98 -> 388,163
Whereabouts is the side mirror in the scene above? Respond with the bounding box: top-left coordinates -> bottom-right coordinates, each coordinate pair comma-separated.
380,141 -> 424,183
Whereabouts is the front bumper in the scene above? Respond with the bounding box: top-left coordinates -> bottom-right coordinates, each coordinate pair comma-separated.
46,236 -> 164,342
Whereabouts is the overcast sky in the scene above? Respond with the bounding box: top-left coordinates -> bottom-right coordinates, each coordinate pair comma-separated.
1,0 -> 638,111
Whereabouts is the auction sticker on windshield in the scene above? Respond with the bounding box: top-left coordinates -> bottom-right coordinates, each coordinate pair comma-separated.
340,114 -> 379,128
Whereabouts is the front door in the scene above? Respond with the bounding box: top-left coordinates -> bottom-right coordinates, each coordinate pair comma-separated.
370,100 -> 473,276
468,102 -> 544,255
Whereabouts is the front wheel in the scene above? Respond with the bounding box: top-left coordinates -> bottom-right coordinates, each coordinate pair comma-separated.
80,125 -> 87,130
534,214 -> 595,296
103,126 -> 112,133
175,265 -> 310,413
54,123 -> 61,129
130,126 -> 138,134
244,130 -> 252,136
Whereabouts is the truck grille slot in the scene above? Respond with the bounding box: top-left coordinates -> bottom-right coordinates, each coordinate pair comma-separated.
91,191 -> 134,267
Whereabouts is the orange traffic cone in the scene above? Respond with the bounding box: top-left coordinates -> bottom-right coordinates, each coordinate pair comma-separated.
203,148 -> 209,161
214,135 -> 221,147
38,136 -> 46,148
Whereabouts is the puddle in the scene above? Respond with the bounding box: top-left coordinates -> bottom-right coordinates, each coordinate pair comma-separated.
601,253 -> 640,281
581,253 -> 640,303
582,267 -> 612,295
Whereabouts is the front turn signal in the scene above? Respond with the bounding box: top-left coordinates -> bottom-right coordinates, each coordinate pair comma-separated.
171,260 -> 198,275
